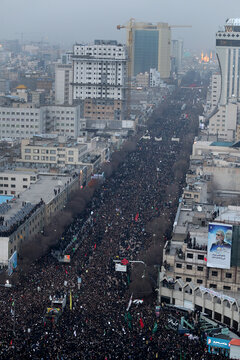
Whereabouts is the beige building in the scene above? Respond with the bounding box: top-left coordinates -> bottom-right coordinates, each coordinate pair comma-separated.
83,98 -> 123,121
136,72 -> 149,87
18,136 -> 88,168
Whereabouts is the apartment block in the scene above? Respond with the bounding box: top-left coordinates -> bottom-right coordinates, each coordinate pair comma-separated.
72,40 -> 127,121
18,136 -> 88,168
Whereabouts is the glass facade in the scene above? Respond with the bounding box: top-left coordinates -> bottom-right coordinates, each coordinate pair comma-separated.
133,30 -> 159,76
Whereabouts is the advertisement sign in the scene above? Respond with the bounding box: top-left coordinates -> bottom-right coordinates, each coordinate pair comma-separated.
207,223 -> 232,269
8,251 -> 17,276
115,263 -> 127,272
207,337 -> 230,349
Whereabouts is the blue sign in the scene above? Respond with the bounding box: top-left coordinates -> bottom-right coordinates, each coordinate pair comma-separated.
207,337 -> 230,349
8,251 -> 17,276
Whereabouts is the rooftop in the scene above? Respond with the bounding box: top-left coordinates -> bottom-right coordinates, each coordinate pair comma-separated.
0,174 -> 75,235
226,18 -> 240,26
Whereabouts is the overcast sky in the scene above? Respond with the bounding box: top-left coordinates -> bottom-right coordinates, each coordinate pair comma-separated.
0,0 -> 239,51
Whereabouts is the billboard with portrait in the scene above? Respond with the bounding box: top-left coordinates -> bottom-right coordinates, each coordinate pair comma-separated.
207,223 -> 232,269
8,251 -> 17,276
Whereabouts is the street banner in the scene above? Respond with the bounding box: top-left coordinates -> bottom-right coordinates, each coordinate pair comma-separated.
207,223 -> 232,269
115,263 -> 127,272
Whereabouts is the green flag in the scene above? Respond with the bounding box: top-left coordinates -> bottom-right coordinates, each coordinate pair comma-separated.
152,322 -> 158,334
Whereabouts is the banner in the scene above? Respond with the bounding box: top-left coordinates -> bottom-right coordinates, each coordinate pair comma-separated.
167,315 -> 179,332
8,251 -> 17,276
207,223 -> 232,269
115,263 -> 127,272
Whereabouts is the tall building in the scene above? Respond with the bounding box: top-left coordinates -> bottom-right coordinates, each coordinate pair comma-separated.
209,19 -> 240,141
171,39 -> 183,74
126,21 -> 171,79
55,64 -> 73,105
71,40 -> 127,120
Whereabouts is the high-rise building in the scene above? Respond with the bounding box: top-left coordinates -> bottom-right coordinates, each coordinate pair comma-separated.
216,19 -> 240,106
71,40 -> 127,120
55,64 -> 73,105
126,21 -> 171,79
171,39 -> 183,74
209,19 -> 240,141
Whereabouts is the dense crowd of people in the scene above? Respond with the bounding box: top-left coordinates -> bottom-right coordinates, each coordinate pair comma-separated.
0,89 -> 228,359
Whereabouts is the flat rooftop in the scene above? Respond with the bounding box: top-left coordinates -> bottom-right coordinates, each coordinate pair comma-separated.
1,174 -> 74,227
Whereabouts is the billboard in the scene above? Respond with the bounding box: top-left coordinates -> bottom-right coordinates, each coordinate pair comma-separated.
207,223 -> 232,269
8,251 -> 17,276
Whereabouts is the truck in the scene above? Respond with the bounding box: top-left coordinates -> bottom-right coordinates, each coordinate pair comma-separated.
43,294 -> 67,324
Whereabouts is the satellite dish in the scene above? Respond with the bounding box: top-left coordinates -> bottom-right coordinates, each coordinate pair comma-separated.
197,206 -> 202,212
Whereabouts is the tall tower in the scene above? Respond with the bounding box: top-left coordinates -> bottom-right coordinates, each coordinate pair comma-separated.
126,21 -> 171,79
208,19 -> 240,141
216,18 -> 240,105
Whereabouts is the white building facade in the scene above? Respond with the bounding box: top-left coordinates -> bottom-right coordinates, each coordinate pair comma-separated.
209,19 -> 240,141
55,64 -> 73,105
72,40 -> 127,102
0,106 -> 47,139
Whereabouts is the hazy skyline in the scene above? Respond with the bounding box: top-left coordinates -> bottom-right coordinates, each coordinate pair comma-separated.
1,0 -> 240,51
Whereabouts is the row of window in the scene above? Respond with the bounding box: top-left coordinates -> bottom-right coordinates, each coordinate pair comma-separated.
184,278 -> 232,290
176,263 -> 204,271
0,177 -> 28,181
0,111 -> 38,115
25,149 -> 74,155
24,156 -> 74,162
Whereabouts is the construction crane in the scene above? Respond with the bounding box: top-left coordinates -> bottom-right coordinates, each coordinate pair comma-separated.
169,25 -> 192,28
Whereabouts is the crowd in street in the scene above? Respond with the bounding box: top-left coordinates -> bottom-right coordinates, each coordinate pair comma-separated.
0,90 -> 228,359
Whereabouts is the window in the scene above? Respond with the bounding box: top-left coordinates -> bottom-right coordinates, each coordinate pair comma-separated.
186,277 -> 192,282
210,283 -> 217,288
33,149 -> 39,153
176,263 -> 182,268
68,150 -> 74,155
23,178 -> 28,181
23,185 -> 28,189
11,184 -> 16,188
50,150 -> 56,154
68,157 -> 74,162
187,265 -> 192,270
197,266 -> 203,271
50,156 -> 56,161
223,286 -> 231,290
187,253 -> 193,259
197,255 -> 204,260
226,273 -> 232,278
212,271 -> 218,277
197,279 -> 203,284
25,149 -> 31,153
11,177 -> 16,181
